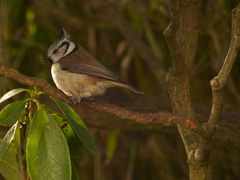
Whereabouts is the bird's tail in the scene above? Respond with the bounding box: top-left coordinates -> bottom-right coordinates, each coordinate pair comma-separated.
108,81 -> 143,94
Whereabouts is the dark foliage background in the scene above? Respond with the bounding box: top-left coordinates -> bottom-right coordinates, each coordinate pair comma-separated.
0,0 -> 239,179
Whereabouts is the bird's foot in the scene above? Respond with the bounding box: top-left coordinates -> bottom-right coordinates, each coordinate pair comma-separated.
70,97 -> 81,105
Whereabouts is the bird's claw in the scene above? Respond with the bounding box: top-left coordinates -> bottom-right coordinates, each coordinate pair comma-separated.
70,97 -> 81,105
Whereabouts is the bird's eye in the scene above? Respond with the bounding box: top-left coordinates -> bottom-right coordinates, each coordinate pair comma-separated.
53,49 -> 58,54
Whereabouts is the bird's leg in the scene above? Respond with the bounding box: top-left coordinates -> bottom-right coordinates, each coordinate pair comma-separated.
70,96 -> 81,105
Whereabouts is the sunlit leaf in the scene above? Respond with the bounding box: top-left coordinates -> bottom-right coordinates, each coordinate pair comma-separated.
26,106 -> 71,180
54,99 -> 96,154
0,122 -> 18,162
0,100 -> 26,126
0,88 -> 29,104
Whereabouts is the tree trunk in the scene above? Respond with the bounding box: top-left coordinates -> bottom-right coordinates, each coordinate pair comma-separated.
164,1 -> 240,179
164,0 -> 215,179
189,164 -> 213,180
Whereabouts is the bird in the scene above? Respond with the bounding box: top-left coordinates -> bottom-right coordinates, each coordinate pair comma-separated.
47,28 -> 142,103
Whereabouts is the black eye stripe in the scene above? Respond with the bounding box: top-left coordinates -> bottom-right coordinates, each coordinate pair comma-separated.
53,42 -> 69,54
63,42 -> 69,54
53,49 -> 58,54
59,41 -> 69,49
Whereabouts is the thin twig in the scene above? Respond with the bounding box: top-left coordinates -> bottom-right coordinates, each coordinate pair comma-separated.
208,4 -> 240,130
0,65 -> 196,129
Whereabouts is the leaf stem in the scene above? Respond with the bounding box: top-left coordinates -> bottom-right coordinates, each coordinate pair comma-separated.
20,100 -> 32,180
20,121 -> 28,180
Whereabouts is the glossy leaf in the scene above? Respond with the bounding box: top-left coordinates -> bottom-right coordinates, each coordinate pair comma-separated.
52,114 -> 82,157
0,122 -> 18,162
0,88 -> 28,104
0,100 -> 26,126
26,106 -> 71,180
54,99 -> 96,153
52,114 -> 75,140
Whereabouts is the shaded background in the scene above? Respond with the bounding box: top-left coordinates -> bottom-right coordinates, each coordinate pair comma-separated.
0,0 -> 240,179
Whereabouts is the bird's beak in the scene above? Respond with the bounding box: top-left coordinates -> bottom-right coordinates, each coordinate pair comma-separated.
42,55 -> 52,64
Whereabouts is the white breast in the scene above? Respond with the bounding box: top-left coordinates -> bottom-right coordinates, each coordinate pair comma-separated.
51,63 -> 108,100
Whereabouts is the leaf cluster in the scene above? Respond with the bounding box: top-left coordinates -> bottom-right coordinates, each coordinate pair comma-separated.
0,88 -> 96,180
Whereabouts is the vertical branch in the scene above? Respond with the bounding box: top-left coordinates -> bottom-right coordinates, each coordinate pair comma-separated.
208,4 -> 240,130
164,1 -> 240,180
20,120 -> 28,180
163,0 -> 202,153
20,100 -> 32,180
164,0 -> 212,180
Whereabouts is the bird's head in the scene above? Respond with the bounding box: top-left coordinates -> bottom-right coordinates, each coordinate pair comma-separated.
47,28 -> 76,63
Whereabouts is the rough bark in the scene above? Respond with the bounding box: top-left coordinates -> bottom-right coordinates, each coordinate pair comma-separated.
164,0 -> 211,179
164,1 -> 240,179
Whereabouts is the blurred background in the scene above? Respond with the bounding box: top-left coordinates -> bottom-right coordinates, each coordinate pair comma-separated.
0,0 -> 240,179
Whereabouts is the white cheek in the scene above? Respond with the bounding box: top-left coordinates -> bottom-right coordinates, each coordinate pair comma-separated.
65,43 -> 76,56
49,55 -> 60,62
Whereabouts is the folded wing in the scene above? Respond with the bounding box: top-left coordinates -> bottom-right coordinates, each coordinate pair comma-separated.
58,46 -> 120,82
58,46 -> 142,94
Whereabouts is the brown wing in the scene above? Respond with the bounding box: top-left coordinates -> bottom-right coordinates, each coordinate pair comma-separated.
58,46 -> 121,82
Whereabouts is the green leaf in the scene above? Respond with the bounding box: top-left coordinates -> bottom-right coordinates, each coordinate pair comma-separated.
54,99 -> 96,153
52,114 -> 82,157
52,114 -> 75,140
0,122 -> 18,162
13,121 -> 22,176
0,88 -> 29,104
26,106 -> 71,180
0,100 -> 26,126
0,138 -> 21,180
71,162 -> 80,180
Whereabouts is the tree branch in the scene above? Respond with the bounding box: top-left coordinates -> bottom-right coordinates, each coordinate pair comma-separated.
164,2 -> 240,179
163,1 -> 217,179
164,0 -> 201,152
0,65 -> 196,129
208,4 -> 240,130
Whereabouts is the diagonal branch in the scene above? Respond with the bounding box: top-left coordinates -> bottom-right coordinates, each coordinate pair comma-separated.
208,4 -> 240,130
0,65 -> 196,129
